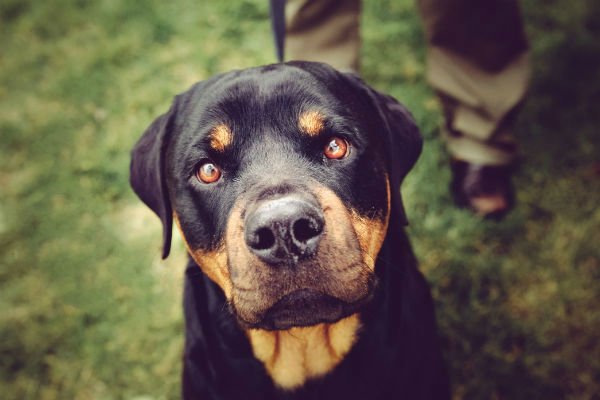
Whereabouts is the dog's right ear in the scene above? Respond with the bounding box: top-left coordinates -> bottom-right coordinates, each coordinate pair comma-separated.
130,97 -> 180,259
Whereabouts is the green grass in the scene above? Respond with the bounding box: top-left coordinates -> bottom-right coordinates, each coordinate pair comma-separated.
1,0 -> 599,398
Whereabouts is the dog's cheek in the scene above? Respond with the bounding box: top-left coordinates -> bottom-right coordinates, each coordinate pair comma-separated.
312,185 -> 373,302
173,212 -> 233,298
348,176 -> 391,270
223,201 -> 251,283
223,201 -> 275,321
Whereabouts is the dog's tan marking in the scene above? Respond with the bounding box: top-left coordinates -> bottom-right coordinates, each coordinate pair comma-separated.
349,176 -> 391,270
210,123 -> 233,152
239,185 -> 373,389
173,212 -> 232,298
247,314 -> 361,389
224,183 -> 382,389
224,201 -> 256,292
298,110 -> 325,137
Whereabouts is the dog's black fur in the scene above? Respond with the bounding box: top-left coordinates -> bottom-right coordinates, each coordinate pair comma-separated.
130,61 -> 449,399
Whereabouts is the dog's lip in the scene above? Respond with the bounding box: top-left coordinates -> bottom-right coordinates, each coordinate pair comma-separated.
238,288 -> 373,331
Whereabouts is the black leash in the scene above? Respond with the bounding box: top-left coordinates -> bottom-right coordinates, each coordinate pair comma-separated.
269,0 -> 286,62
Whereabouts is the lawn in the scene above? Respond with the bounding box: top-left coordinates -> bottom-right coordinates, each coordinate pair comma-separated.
1,0 -> 599,399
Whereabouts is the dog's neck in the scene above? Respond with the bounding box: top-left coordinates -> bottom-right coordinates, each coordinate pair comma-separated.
245,314 -> 361,390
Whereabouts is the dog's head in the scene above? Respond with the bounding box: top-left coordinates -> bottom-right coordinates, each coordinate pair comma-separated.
130,61 -> 421,330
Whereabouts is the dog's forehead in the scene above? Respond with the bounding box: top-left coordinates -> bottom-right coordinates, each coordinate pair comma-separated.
189,65 -> 353,135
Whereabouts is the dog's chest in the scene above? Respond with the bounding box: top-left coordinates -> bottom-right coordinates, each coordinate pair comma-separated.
246,314 -> 361,389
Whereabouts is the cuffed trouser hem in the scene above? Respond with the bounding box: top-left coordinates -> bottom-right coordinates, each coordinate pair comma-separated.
429,49 -> 530,165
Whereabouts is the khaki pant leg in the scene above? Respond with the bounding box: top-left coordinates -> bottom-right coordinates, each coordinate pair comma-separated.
285,0 -> 361,73
418,0 -> 531,165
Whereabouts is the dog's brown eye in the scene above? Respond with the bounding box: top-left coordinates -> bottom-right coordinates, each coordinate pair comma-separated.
324,137 -> 349,159
196,162 -> 221,184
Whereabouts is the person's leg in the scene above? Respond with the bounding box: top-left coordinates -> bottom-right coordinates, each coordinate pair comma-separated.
285,0 -> 361,73
283,0 -> 530,216
417,0 -> 531,216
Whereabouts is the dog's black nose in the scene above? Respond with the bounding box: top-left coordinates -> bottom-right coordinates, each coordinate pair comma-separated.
244,196 -> 324,265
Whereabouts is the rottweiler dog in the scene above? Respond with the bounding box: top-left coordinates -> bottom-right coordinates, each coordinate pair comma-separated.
130,61 -> 449,399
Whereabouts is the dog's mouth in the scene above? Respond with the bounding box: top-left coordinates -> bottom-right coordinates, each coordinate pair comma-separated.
238,287 -> 374,331
223,183 -> 385,331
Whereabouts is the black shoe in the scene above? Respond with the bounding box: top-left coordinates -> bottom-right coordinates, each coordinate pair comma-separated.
450,159 -> 515,220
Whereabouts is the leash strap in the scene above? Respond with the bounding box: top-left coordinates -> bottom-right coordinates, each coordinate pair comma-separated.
269,0 -> 286,62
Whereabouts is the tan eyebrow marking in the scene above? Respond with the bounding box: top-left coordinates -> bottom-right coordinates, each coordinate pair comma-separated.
210,124 -> 233,152
298,110 -> 325,137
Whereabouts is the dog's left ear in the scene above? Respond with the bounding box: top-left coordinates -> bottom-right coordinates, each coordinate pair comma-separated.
130,97 -> 180,259
345,74 -> 423,225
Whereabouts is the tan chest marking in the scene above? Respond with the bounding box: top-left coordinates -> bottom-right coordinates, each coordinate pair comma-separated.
246,314 -> 361,389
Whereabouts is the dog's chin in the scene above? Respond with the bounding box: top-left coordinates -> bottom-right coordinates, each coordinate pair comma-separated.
238,289 -> 374,331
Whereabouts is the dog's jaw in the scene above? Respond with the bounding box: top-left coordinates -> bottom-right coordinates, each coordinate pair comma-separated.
173,179 -> 389,388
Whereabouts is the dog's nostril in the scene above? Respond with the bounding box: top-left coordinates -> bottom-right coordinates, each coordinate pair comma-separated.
292,218 -> 323,243
251,227 -> 276,250
244,197 -> 324,264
